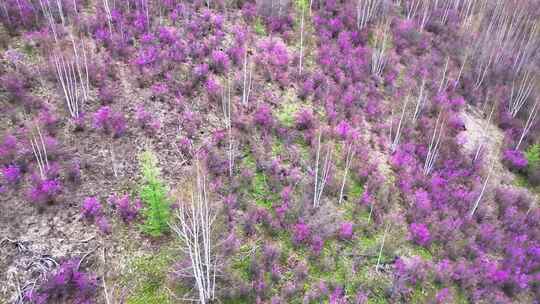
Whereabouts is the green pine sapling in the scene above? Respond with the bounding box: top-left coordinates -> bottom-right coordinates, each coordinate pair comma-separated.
139,150 -> 171,236
525,143 -> 540,186
525,143 -> 540,169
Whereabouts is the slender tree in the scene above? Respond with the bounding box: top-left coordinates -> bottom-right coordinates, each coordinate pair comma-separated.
515,99 -> 539,151
170,160 -> 217,304
338,143 -> 354,205
313,131 -> 332,208
424,111 -> 445,175
371,21 -> 389,78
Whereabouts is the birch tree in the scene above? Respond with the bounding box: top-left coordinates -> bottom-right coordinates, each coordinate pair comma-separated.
371,21 -> 389,78
338,143 -> 354,205
170,161 -> 218,304
515,99 -> 539,151
423,111 -> 445,175
313,131 -> 332,208
357,0 -> 382,30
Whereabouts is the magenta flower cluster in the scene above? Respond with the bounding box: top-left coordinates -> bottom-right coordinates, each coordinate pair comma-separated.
92,106 -> 127,137
409,223 -> 431,246
23,259 -> 98,304
108,193 -> 141,223
81,196 -> 111,234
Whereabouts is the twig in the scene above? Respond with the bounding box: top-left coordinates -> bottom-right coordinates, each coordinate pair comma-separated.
110,142 -> 119,178
77,247 -> 98,270
375,223 -> 389,272
391,96 -> 410,152
338,143 -> 354,205
102,247 -> 111,304
77,235 -> 96,243
469,158 -> 496,217
1,238 -> 28,252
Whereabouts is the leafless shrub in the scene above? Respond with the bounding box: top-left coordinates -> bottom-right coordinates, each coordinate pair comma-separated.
423,111 -> 445,175
170,161 -> 218,304
313,131 -> 332,208
371,21 -> 390,78
357,0 -> 383,30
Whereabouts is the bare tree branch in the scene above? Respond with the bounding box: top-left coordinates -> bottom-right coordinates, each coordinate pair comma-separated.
170,160 -> 217,303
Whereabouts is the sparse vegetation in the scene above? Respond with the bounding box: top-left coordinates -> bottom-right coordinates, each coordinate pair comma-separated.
123,249 -> 176,304
2,1 -> 540,303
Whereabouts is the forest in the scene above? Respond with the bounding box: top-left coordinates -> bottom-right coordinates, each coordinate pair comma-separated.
1,0 -> 540,303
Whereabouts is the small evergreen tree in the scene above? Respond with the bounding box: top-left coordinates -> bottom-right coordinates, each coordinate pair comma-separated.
525,143 -> 540,170
525,143 -> 540,186
139,150 -> 171,236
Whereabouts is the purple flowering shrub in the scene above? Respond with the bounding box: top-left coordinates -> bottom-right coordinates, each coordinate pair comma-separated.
135,105 -> 161,134
409,223 -> 431,246
181,110 -> 202,138
81,197 -> 102,219
502,149 -> 528,171
255,38 -> 290,86
108,193 -> 142,223
98,85 -> 116,104
23,259 -> 98,304
27,176 -> 62,205
81,196 -> 111,234
66,160 -> 82,184
95,216 -> 112,234
2,164 -> 21,184
192,63 -> 210,83
0,134 -> 18,164
292,221 -> 310,245
92,106 -> 126,137
253,104 -> 274,130
0,0 -> 45,33
1,73 -> 29,101
295,108 -> 316,130
338,222 -> 354,240
210,50 -> 230,73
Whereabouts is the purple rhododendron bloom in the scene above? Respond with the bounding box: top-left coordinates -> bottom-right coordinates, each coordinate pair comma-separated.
435,288 -> 453,304
81,197 -> 102,219
93,106 -> 126,137
335,120 -> 351,139
503,149 -> 528,170
254,104 -> 274,129
96,216 -> 111,234
2,165 -> 21,183
25,259 -> 98,303
293,221 -> 310,245
223,194 -> 237,208
310,235 -> 324,254
295,109 -> 314,130
135,105 -> 151,126
329,286 -> 346,304
28,178 -> 62,205
193,63 -> 209,80
109,194 -> 141,223
135,46 -> 158,66
410,222 -> 431,246
211,50 -> 230,73
205,78 -> 221,97
339,222 -> 354,239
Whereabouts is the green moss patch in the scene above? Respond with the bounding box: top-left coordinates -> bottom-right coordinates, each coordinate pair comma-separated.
123,248 -> 177,304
